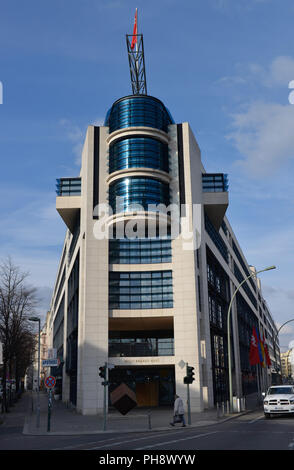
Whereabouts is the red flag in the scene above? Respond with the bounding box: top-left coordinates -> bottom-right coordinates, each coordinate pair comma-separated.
262,332 -> 272,367
131,9 -> 138,50
249,327 -> 261,366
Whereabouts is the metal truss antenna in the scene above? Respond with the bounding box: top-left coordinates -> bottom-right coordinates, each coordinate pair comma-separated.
126,34 -> 147,95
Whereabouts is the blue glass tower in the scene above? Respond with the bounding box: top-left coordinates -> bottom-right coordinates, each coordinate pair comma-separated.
106,95 -> 174,216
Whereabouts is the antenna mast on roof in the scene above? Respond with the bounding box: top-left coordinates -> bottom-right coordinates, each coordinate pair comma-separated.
126,8 -> 147,95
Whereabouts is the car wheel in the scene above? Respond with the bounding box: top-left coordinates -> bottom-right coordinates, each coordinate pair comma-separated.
264,413 -> 271,419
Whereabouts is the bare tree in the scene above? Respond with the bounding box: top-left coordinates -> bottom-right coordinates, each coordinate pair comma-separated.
0,257 -> 38,412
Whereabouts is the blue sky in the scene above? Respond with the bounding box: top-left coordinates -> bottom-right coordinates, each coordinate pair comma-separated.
0,0 -> 294,350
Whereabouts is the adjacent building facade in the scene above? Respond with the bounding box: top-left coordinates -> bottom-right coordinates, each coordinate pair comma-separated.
47,94 -> 280,415
281,350 -> 293,382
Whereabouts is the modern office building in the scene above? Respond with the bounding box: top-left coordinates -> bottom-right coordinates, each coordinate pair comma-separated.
47,93 -> 281,415
47,29 -> 280,415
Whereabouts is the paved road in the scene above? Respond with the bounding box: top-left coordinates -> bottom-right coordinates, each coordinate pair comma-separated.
1,409 -> 294,452
51,410 -> 294,451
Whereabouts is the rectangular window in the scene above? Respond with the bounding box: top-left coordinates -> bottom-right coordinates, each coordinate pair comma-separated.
109,270 -> 173,309
109,237 -> 172,264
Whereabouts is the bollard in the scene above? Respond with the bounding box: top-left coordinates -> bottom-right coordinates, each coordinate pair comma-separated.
222,401 -> 225,416
242,397 -> 246,411
236,398 -> 240,413
216,402 -> 220,419
148,411 -> 152,430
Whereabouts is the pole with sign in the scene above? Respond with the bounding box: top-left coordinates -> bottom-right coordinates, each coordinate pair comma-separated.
45,376 -> 56,432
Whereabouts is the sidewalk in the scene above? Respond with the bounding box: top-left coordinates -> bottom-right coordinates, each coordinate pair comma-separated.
0,392 -> 32,428
21,391 -> 261,436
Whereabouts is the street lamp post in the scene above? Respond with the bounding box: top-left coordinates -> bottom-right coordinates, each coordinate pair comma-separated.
29,316 -> 41,428
272,319 -> 294,379
227,266 -> 276,413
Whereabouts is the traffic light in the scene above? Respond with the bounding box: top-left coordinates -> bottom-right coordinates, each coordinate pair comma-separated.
99,366 -> 106,379
184,365 -> 195,384
99,365 -> 109,386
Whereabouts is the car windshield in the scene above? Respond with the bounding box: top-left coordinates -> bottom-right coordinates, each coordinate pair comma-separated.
268,387 -> 293,395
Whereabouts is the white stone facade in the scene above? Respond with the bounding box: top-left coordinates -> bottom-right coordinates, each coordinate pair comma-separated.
47,109 -> 280,415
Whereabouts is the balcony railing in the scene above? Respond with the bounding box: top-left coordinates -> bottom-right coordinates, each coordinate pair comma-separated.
109,340 -> 174,357
202,173 -> 229,193
56,177 -> 81,196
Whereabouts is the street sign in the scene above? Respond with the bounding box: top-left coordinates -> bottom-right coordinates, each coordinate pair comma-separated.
42,359 -> 59,367
45,376 -> 56,389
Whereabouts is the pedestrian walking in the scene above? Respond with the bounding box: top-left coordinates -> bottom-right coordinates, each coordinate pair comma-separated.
170,394 -> 186,427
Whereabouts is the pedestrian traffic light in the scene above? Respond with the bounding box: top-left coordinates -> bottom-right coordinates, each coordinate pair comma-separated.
99,365 -> 106,379
184,365 -> 195,384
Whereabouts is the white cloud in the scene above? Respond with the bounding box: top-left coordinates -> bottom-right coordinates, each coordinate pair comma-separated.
227,101 -> 294,176
218,55 -> 294,91
243,56 -> 294,88
265,56 -> 294,87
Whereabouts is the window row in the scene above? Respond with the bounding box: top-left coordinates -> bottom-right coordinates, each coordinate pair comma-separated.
109,177 -> 170,214
205,213 -> 229,263
109,238 -> 172,264
105,96 -> 174,133
109,338 -> 174,357
109,286 -> 172,294
209,295 -> 225,330
56,177 -> 81,196
234,262 -> 257,309
109,300 -> 173,310
202,173 -> 229,193
109,137 -> 169,173
109,270 -> 173,309
110,255 -> 172,264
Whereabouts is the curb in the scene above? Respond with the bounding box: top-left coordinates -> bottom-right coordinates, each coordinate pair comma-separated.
22,409 -> 258,436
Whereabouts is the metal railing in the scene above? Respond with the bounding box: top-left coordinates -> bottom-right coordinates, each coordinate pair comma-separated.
202,173 -> 229,193
56,177 -> 81,196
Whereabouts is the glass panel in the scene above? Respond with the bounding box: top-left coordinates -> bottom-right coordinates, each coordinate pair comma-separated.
108,270 -> 173,309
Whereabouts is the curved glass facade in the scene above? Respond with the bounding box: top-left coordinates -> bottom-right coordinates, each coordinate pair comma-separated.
109,137 -> 169,174
105,95 -> 174,133
109,177 -> 170,214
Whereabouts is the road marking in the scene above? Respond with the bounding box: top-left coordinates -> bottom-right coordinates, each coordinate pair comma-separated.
53,431 -> 174,450
89,430 -> 189,450
135,431 -> 219,450
248,415 -> 264,424
54,436 -> 130,450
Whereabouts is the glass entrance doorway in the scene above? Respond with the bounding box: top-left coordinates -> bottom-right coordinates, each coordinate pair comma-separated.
109,366 -> 175,407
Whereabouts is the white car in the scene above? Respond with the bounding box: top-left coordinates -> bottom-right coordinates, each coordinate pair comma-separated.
263,385 -> 294,418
